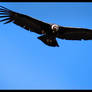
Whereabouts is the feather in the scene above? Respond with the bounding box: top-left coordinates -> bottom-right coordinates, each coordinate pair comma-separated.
0,16 -> 9,18
4,19 -> 13,24
0,6 -> 9,10
0,18 -> 11,22
38,35 -> 59,47
0,13 -> 8,15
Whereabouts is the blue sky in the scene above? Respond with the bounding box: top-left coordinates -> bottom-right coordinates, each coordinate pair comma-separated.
0,2 -> 92,89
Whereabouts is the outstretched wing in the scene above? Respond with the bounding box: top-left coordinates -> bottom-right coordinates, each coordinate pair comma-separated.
57,26 -> 92,40
0,6 -> 50,34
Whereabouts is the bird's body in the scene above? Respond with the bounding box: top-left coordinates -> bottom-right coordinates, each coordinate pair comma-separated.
0,6 -> 92,47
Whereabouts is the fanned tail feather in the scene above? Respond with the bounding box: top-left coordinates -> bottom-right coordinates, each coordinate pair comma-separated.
38,35 -> 59,47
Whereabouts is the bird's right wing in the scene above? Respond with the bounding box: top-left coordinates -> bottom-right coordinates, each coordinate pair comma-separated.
0,6 -> 50,34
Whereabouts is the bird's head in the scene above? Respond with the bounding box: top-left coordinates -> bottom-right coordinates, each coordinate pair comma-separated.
51,24 -> 59,33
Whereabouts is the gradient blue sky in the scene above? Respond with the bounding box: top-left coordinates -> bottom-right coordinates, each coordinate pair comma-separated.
0,2 -> 92,89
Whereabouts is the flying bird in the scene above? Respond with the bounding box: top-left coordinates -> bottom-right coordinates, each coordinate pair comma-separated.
0,6 -> 92,47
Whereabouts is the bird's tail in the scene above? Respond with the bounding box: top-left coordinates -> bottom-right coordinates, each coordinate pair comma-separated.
38,35 -> 59,47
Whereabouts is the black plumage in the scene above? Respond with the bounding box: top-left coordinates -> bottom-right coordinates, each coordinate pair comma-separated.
0,6 -> 92,47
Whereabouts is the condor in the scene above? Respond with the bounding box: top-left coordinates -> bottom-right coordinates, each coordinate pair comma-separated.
0,6 -> 92,47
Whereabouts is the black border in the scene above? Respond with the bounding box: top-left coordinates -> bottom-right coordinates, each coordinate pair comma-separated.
0,1 -> 92,91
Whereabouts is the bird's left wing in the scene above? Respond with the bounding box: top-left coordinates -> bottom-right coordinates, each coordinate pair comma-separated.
57,26 -> 92,40
0,6 -> 50,34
